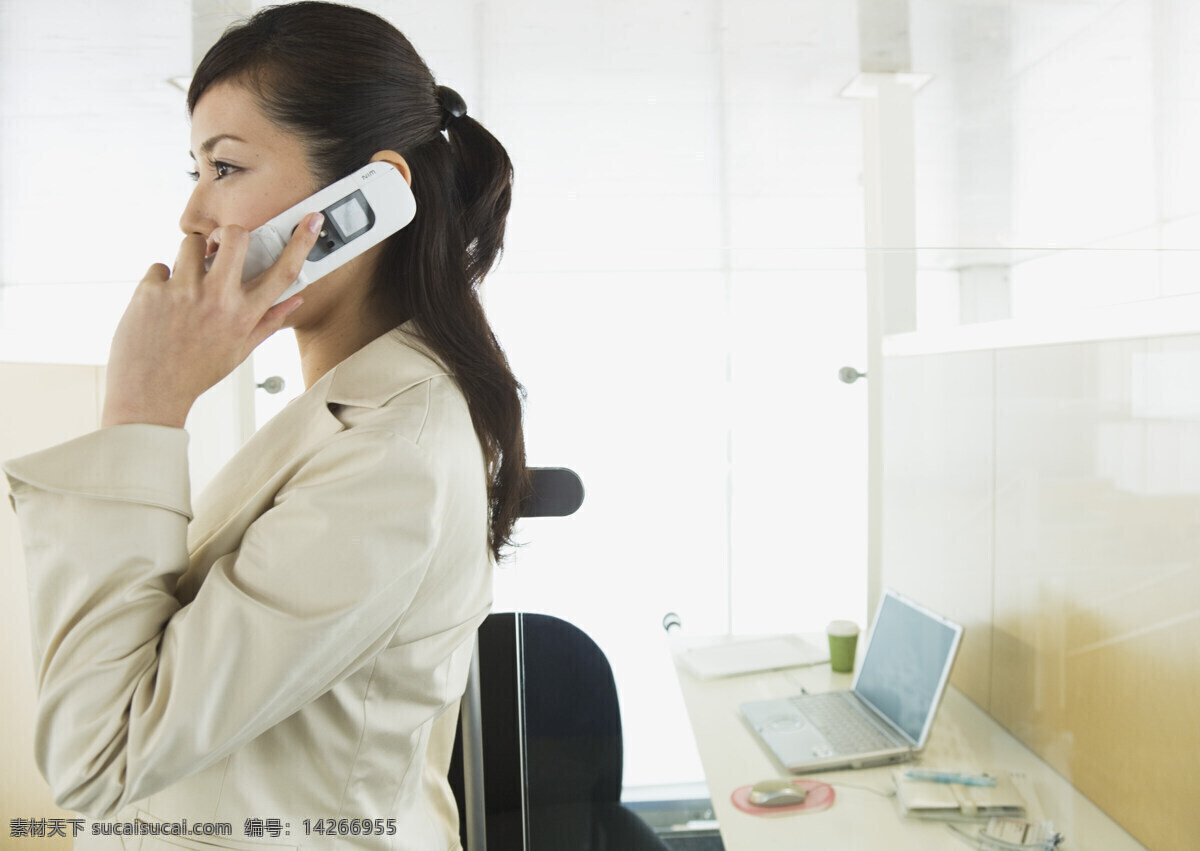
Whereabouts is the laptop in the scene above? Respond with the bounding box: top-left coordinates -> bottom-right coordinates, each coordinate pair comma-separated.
740,589 -> 964,774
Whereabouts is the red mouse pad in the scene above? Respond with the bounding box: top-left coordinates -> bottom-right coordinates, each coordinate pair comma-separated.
731,780 -> 836,816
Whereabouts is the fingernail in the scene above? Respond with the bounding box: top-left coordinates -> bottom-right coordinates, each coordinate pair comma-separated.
307,213 -> 324,234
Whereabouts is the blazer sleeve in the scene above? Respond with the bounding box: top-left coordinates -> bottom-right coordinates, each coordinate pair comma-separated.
4,421 -> 446,818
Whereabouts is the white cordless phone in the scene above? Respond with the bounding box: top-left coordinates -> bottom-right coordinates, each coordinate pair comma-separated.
205,161 -> 417,304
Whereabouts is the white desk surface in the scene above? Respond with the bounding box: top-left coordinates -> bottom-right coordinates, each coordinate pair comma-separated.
670,636 -> 1146,851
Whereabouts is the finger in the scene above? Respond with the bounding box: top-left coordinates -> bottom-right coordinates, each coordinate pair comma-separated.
143,262 -> 171,284
172,234 -> 209,279
246,295 -> 305,352
204,225 -> 251,286
249,213 -> 323,307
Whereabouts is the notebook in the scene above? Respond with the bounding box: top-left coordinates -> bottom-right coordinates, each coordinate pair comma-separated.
893,769 -> 1031,821
739,589 -> 964,774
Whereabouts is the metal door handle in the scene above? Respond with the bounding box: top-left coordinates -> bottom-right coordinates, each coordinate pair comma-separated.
257,376 -> 286,394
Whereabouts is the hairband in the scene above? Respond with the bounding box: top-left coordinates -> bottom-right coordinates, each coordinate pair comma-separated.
437,85 -> 467,130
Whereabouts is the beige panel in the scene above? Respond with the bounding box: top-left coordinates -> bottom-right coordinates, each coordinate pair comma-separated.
882,350 -> 995,708
994,339 -> 1200,851
1,362 -> 105,848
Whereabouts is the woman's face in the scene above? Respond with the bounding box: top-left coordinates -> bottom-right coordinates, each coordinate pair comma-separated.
181,80 -> 320,262
181,79 -> 400,337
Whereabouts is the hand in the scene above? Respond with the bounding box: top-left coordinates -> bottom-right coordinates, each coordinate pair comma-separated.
101,213 -> 324,428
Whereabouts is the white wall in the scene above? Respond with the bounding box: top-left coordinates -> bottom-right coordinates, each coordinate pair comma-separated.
0,0 -> 191,364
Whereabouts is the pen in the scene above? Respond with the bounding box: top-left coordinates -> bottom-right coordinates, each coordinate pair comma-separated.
904,769 -> 997,787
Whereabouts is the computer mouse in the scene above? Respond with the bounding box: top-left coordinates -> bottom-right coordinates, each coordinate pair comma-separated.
748,779 -> 808,807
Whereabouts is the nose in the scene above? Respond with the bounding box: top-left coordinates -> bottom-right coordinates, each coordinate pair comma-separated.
178,183 -> 216,237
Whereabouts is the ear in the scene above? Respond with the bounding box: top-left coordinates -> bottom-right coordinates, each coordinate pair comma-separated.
369,150 -> 412,186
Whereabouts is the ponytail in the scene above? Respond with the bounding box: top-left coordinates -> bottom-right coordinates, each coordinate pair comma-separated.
449,114 -> 513,287
383,112 -> 532,559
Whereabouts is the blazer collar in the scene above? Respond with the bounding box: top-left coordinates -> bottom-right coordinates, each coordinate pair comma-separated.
324,322 -> 450,410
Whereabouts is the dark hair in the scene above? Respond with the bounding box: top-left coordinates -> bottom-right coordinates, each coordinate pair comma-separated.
189,1 -> 529,560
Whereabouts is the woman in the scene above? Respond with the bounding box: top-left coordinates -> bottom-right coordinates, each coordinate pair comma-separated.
4,3 -> 527,848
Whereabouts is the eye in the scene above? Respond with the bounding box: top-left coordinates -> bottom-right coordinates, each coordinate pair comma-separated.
186,160 -> 239,182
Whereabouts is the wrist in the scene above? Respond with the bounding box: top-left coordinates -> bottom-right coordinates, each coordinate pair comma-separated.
101,394 -> 192,429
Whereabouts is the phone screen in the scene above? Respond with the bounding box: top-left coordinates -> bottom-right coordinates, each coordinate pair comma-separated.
329,194 -> 371,239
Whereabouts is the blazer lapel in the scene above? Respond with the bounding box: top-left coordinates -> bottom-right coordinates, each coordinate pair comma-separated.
178,372 -> 344,603
176,325 -> 449,604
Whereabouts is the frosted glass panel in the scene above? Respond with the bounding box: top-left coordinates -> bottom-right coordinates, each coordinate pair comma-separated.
907,0 -> 1200,338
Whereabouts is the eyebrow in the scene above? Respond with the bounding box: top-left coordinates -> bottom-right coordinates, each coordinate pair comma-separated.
188,133 -> 248,160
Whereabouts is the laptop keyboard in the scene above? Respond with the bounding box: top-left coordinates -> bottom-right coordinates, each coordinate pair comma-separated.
790,692 -> 897,754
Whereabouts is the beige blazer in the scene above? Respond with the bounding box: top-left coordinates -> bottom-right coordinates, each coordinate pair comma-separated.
4,325 -> 491,850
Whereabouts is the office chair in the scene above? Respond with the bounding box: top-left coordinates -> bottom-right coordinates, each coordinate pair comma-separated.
448,468 -> 669,851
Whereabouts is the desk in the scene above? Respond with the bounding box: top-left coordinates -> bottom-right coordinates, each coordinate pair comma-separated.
671,638 -> 1146,850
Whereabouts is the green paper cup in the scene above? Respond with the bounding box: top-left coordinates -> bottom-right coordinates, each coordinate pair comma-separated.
827,620 -> 860,673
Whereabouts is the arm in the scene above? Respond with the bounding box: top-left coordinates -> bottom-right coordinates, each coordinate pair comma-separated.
5,422 -> 444,817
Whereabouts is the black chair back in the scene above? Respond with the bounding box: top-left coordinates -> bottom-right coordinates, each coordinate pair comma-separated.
447,467 -> 669,850
448,614 -> 668,851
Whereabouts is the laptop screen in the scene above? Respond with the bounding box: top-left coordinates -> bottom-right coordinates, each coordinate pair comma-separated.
852,591 -> 962,745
